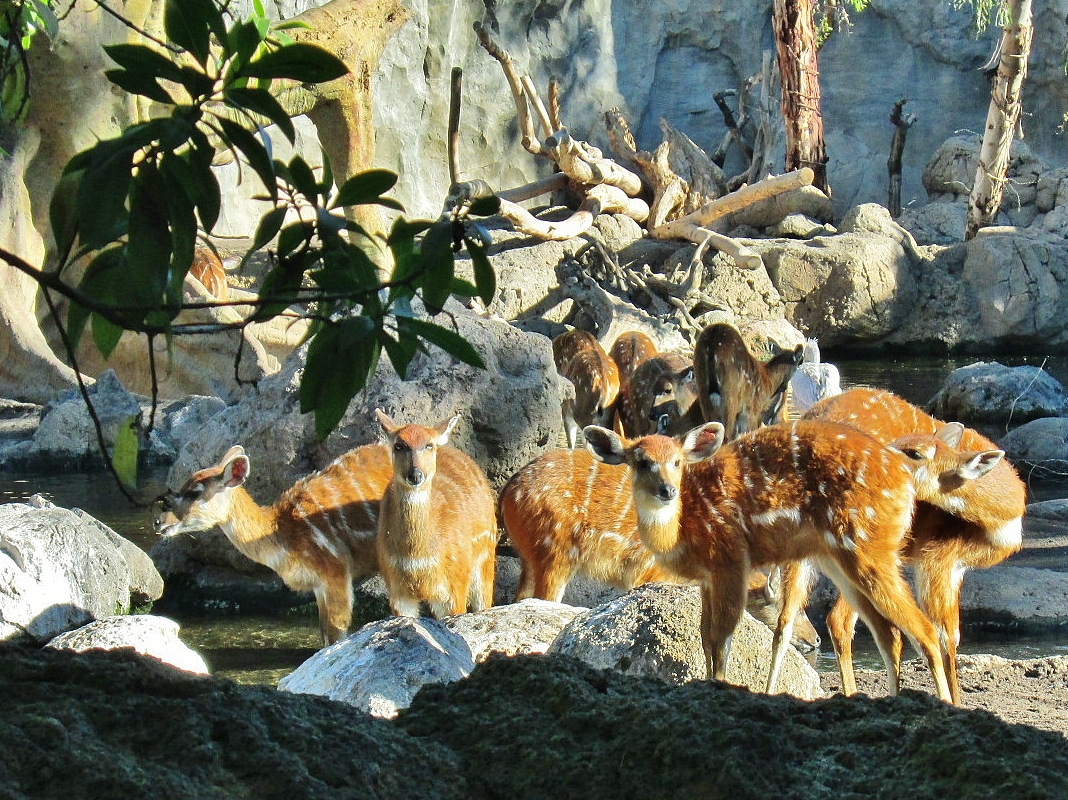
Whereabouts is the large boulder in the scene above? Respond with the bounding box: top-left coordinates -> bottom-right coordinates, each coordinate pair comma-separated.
0,498 -> 163,643
548,583 -> 823,700
999,417 -> 1068,479
757,205 -> 920,346
927,362 -> 1068,424
279,616 -> 476,718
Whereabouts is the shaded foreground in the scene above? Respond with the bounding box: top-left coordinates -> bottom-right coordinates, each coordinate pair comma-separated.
3,644 -> 1068,799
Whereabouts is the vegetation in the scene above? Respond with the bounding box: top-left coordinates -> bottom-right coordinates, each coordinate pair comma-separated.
0,0 -> 500,488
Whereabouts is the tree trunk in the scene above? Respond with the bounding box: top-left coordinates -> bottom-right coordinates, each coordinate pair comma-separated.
965,0 -> 1033,240
772,0 -> 829,196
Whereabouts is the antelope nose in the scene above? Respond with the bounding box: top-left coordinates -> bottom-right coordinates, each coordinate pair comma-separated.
657,484 -> 678,502
406,468 -> 425,486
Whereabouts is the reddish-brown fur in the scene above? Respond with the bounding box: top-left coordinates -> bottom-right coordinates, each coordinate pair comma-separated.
191,246 -> 229,301
803,387 -> 1026,703
692,322 -> 804,440
155,443 -> 390,645
376,411 -> 498,618
620,352 -> 701,437
553,330 -> 621,448
585,419 -> 955,703
499,446 -> 822,650
608,331 -> 659,436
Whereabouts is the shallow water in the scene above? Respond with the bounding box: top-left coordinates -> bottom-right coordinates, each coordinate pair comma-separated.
2,352 -> 1068,684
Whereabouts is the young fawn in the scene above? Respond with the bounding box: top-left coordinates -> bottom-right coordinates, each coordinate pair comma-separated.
584,419 -> 957,703
553,329 -> 621,448
608,331 -> 659,436
692,322 -> 804,440
499,445 -> 821,650
155,443 -> 390,645
375,410 -> 498,618
620,352 -> 701,437
803,387 -> 1025,703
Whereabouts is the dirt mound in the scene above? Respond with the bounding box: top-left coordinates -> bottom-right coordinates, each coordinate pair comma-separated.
5,643 -> 1068,799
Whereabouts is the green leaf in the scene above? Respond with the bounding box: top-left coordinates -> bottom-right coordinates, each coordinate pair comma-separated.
105,68 -> 176,105
217,119 -> 277,201
276,220 -> 315,259
300,316 -> 379,439
251,206 -> 287,251
126,163 -> 172,311
401,317 -> 486,370
66,299 -> 91,351
419,220 -> 456,313
111,414 -> 140,490
244,42 -> 349,83
332,169 -> 401,210
186,131 -> 222,232
226,87 -> 295,143
49,167 -> 84,266
77,140 -> 135,249
285,155 -> 320,203
104,43 -> 185,83
226,18 -> 267,67
466,233 -> 497,306
91,313 -> 126,359
380,328 -> 418,379
164,0 -> 213,65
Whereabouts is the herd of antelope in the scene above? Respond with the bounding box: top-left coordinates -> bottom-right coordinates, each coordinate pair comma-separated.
155,321 -> 1026,707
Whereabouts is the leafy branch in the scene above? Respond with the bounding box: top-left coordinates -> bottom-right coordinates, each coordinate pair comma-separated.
4,0 -> 501,489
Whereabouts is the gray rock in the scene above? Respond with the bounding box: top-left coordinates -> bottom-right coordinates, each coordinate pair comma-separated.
960,566 -> 1068,632
0,500 -> 164,643
445,598 -> 585,661
279,616 -> 475,719
963,229 -> 1068,346
46,615 -> 209,674
927,362 -> 1067,424
999,417 -> 1068,480
548,583 -> 823,700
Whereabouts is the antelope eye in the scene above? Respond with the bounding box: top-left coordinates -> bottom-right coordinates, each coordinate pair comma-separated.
633,456 -> 650,471
900,447 -> 923,461
393,441 -> 405,453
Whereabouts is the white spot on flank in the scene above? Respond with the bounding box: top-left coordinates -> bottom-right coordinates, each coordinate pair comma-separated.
752,507 -> 801,527
989,518 -> 1023,550
393,555 -> 440,573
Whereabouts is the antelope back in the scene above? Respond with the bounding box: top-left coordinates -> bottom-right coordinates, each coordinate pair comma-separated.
499,447 -> 671,601
624,352 -> 700,437
609,331 -> 659,436
692,322 -> 804,440
190,246 -> 229,301
804,387 -> 1026,535
553,329 -> 621,428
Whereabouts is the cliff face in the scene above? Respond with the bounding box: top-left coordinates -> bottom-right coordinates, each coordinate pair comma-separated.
364,0 -> 1068,221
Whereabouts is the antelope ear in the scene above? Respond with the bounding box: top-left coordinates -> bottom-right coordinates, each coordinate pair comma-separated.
222,452 -> 250,487
584,426 -> 627,465
936,422 -> 965,448
375,408 -> 399,434
959,450 -> 1004,481
681,422 -> 724,462
436,413 -> 461,445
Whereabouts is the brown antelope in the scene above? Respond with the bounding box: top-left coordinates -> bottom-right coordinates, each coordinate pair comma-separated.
802,387 -> 1026,703
499,445 -> 821,650
692,322 -> 804,440
375,410 -> 498,618
584,419 -> 957,703
620,352 -> 701,437
191,246 -> 229,301
155,443 -> 390,645
552,329 -> 621,448
608,331 -> 659,435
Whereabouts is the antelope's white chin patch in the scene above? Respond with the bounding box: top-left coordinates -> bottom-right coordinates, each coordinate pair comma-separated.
637,500 -> 679,528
